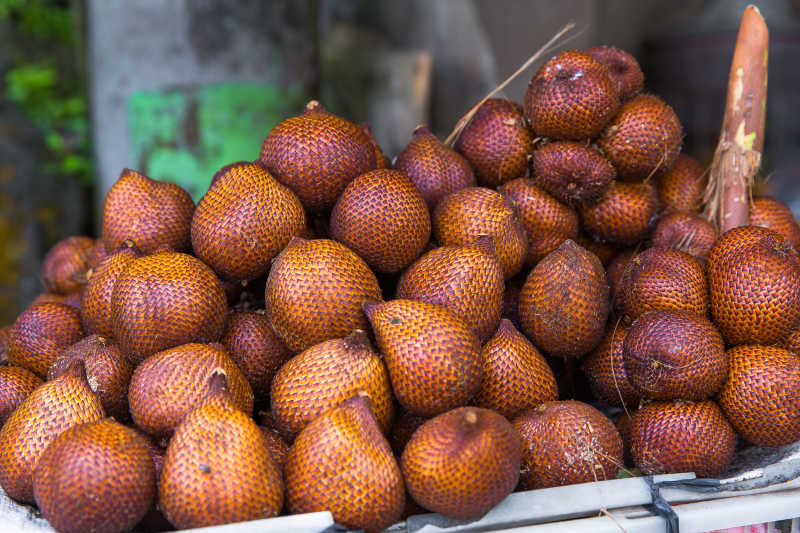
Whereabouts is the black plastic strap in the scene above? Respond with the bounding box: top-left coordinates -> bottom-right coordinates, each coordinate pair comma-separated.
643,475 -> 679,533
319,525 -> 363,533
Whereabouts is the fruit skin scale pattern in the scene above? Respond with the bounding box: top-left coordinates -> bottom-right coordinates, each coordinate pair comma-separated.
7,302 -> 84,378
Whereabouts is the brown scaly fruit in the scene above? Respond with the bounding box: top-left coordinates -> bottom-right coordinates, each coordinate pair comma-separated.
656,154 -> 707,212
101,168 -> 194,254
402,407 -> 520,520
498,178 -> 580,266
707,225 -> 800,345
0,360 -> 104,502
396,236 -> 504,342
259,100 -> 376,212
359,123 -> 390,169
331,169 -> 431,274
7,302 -> 83,377
128,343 -> 253,438
576,232 -> 619,266
513,401 -> 623,489
191,161 -> 306,282
454,98 -> 534,187
139,432 -> 165,480
364,299 -> 482,416
31,290 -> 83,309
582,323 -> 640,408
630,400 -> 735,477
651,212 -> 718,264
87,239 -> 108,270
750,196 -> 800,249
606,250 -> 636,304
271,330 -> 393,439
598,94 -> 683,181
717,345 -> 800,447
531,141 -> 616,206
81,241 -> 141,338
394,126 -> 476,209
615,412 -> 635,467
623,310 -> 727,400
41,236 -> 94,295
259,426 -> 290,468
0,325 -> 11,363
580,181 -> 660,246
433,187 -> 528,279
33,418 -> 154,533
785,326 -> 800,355
474,319 -> 557,419
111,252 -> 227,365
285,394 -> 404,533
519,240 -> 609,357
159,373 -> 283,529
265,238 -> 382,353
586,46 -> 644,100
0,366 -> 43,426
390,409 -> 429,456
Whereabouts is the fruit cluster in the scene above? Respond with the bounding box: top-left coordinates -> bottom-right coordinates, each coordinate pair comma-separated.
1,45 -> 800,533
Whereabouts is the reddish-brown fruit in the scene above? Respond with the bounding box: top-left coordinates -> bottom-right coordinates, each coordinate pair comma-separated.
111,252 -> 227,365
606,250 -> 636,304
396,237 -> 504,342
364,299 -> 482,416
259,101 -> 376,212
0,325 -> 11,363
390,409 -> 429,456
285,395 -> 404,533
402,407 -> 520,520
139,432 -> 165,480
784,327 -> 800,355
0,366 -> 43,426
582,324 -> 640,408
580,181 -> 660,246
651,212 -> 718,264
359,123 -> 390,169
513,401 -> 622,489
750,196 -> 800,249
525,51 -> 620,140
598,94 -> 683,181
128,343 -> 253,438
455,99 -> 534,187
531,141 -> 616,205
191,161 -> 306,282
331,169 -> 431,274
33,418 -> 155,533
0,360 -> 104,502
717,345 -> 800,447
656,154 -> 707,212
630,400 -> 735,477
101,168 -> 194,254
395,126 -> 476,209
707,225 -> 800,345
159,374 -> 283,529
87,240 -> 108,269
433,187 -> 528,278
265,238 -> 382,353
498,178 -> 580,266
576,232 -> 619,266
41,236 -> 94,295
615,412 -> 635,467
519,240 -> 609,357
81,241 -> 141,338
586,46 -> 644,100
259,426 -> 290,468
7,302 -> 83,377
32,291 -> 82,309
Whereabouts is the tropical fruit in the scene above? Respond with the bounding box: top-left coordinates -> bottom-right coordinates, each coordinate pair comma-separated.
41,236 -> 94,295
259,426 -> 290,468
750,196 -> 800,249
656,154 -> 706,212
401,407 -> 520,519
32,291 -> 83,309
615,412 -> 635,467
586,45 -> 644,100
364,299 -> 482,416
265,238 -> 382,352
7,302 -> 83,377
519,240 -> 609,357
81,241 -> 141,338
0,366 -> 43,426
191,160 -> 306,281
582,323 -> 640,408
606,250 -> 635,303
580,181 -> 660,245
0,325 -> 10,362
330,169 -> 431,273
285,394 -> 404,533
389,409 -> 429,456
512,401 -> 622,489
33,418 -> 154,533
359,123 -> 390,169
650,211 -> 718,264
576,232 -> 619,266
531,141 -> 616,205
259,100 -> 376,212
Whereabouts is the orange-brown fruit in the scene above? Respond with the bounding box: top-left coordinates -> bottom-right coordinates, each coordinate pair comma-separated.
513,401 -> 623,489
101,168 -> 194,254
191,161 -> 306,282
139,432 -> 165,480
32,290 -> 83,309
531,141 -> 616,206
81,241 -> 141,338
717,345 -> 800,447
606,249 -> 636,304
265,238 -> 382,353
271,330 -> 393,439
576,232 -> 619,266
394,126 -> 476,209
396,236 -> 504,342
454,98 -> 534,187
0,360 -> 104,502
111,252 -> 227,365
359,123 -> 390,169
33,418 -> 155,533
47,335 -> 133,421
586,45 -> 644,100
750,196 -> 800,249
128,343 -> 253,438
219,310 -> 290,399
784,326 -> 800,355
656,154 -> 706,212
402,407 -> 520,520
390,409 -> 429,456
474,319 -> 557,418
159,373 -> 283,529
41,235 -> 94,295
331,169 -> 431,274
579,181 -> 660,246
433,187 -> 528,278
525,51 -> 620,140
259,100 -> 376,212
364,299 -> 482,416
0,325 -> 11,363
598,94 -> 683,181
285,394 -> 404,533
629,400 -> 735,477
7,302 -> 83,377
519,240 -> 609,357
582,324 -> 640,408
0,366 -> 43,426
707,225 -> 800,345
498,178 -> 580,266
650,211 -> 718,264
87,239 -> 108,269
623,310 -> 726,400
259,426 -> 290,468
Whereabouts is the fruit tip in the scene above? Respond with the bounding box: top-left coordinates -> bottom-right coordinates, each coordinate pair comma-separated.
64,358 -> 87,380
413,125 -> 433,136
305,100 -> 322,112
207,370 -> 229,396
497,318 -> 517,336
362,299 -> 383,322
464,409 -> 478,424
343,329 -> 372,351
471,235 -> 497,258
